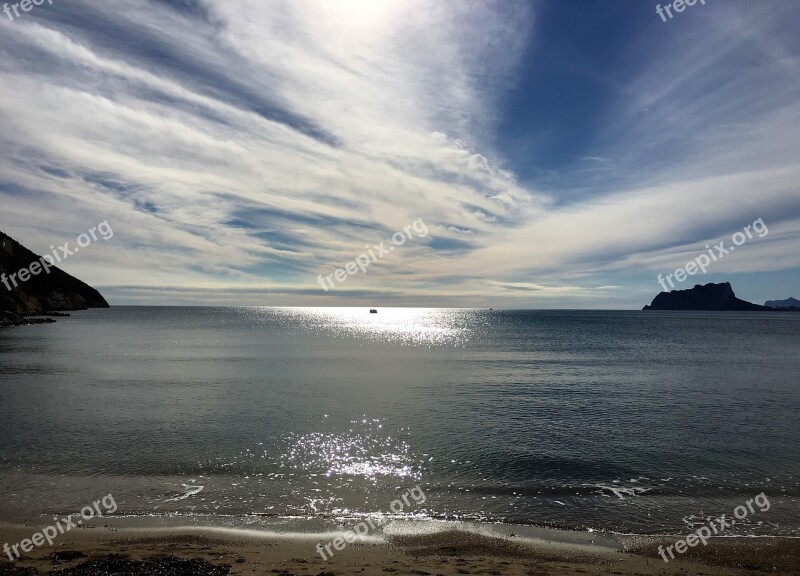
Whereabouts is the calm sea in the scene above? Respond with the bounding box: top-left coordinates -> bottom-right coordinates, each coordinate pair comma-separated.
0,307 -> 798,537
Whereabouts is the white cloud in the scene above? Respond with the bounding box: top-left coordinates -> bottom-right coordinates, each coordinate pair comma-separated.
0,0 -> 798,308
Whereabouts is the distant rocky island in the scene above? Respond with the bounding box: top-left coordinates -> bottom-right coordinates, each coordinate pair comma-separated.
0,230 -> 108,328
643,282 -> 779,311
765,297 -> 800,311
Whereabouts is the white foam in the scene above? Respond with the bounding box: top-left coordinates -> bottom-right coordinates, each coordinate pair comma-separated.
164,484 -> 204,502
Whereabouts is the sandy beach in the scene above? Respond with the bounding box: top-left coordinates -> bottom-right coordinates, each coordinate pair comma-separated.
1,524 -> 798,575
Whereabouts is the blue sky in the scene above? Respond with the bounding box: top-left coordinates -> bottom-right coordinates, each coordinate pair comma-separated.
0,0 -> 798,308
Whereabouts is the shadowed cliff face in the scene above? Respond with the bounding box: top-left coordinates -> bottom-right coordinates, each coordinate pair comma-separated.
0,230 -> 109,317
643,282 -> 772,311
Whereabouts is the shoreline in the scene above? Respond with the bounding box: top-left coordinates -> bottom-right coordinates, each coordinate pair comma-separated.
2,520 -> 799,575
8,510 -> 797,541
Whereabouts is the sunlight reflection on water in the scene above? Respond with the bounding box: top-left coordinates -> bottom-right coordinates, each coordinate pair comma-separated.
284,419 -> 420,481
246,307 -> 480,347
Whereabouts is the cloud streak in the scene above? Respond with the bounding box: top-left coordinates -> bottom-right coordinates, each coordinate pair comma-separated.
0,0 -> 798,308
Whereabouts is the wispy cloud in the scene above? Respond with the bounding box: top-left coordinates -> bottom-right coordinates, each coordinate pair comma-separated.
0,0 -> 798,308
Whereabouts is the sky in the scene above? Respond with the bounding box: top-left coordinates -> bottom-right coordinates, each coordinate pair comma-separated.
0,0 -> 799,309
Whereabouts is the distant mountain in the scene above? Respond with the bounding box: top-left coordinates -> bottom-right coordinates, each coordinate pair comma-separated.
642,282 -> 772,311
765,297 -> 800,310
0,230 -> 108,324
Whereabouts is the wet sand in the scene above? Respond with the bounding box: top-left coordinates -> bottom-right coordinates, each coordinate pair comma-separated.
1,524 -> 799,575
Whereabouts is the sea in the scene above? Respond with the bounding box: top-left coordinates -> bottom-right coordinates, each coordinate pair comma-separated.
0,307 -> 798,540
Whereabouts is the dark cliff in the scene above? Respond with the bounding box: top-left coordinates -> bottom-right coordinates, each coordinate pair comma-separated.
643,282 -> 772,311
0,230 -> 109,318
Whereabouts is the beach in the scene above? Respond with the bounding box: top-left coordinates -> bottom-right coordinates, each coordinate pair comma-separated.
2,523 -> 800,575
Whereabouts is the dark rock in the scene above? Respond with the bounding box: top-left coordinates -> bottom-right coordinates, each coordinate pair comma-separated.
0,229 -> 108,324
0,311 -> 57,328
51,551 -> 87,562
1,554 -> 231,575
643,282 -> 773,311
0,564 -> 39,576
0,310 -> 24,324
